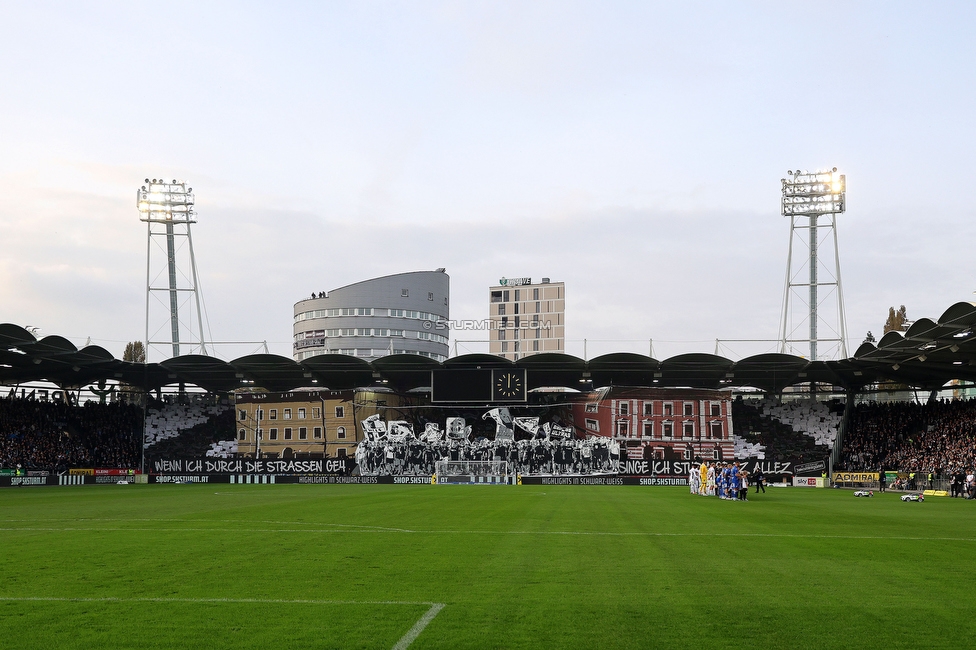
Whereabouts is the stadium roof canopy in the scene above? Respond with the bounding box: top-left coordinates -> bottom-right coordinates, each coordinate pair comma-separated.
4,302 -> 976,395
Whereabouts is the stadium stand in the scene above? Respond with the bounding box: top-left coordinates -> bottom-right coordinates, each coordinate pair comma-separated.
205,440 -> 239,459
144,399 -> 227,446
732,397 -> 844,464
143,396 -> 236,463
0,397 -> 141,472
841,399 -> 976,473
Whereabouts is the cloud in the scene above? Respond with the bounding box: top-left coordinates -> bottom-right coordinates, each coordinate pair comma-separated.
2,3 -> 976,364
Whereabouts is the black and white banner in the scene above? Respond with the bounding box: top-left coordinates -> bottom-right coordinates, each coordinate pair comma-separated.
146,474 -> 431,485
150,458 -> 351,475
617,459 -> 791,477
0,475 -> 139,487
520,476 -> 688,486
793,460 -> 827,476
737,459 -> 795,477
0,475 -> 56,487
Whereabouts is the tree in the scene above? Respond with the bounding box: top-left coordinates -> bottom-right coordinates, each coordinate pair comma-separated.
120,341 -> 146,404
862,331 -> 876,345
123,341 -> 146,364
880,308 -> 910,393
883,306 -> 909,335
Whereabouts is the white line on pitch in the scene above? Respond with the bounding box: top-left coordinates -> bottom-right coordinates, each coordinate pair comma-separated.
392,603 -> 445,650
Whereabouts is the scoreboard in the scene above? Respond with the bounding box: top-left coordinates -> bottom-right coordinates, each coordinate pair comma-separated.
430,368 -> 527,403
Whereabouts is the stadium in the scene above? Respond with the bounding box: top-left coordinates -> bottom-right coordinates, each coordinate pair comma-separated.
4,5 -> 976,649
5,289 -> 976,648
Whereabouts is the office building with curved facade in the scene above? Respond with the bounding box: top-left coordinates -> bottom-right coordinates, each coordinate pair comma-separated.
294,270 -> 450,362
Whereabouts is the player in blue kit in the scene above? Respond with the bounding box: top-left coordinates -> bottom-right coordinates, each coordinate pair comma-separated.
729,463 -> 741,500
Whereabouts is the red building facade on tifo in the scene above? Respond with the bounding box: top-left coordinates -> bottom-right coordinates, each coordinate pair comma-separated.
569,387 -> 734,462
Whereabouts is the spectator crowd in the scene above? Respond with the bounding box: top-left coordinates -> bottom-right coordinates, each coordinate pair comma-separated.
3,391 -> 975,480
0,397 -> 142,472
842,399 -> 976,475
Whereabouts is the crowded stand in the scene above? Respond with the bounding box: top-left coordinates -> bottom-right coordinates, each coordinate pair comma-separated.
4,385 -> 975,488
143,398 -> 231,447
756,398 -> 842,447
205,440 -> 239,459
0,396 -> 141,472
143,396 -> 236,463
732,397 -> 844,464
841,399 -> 976,475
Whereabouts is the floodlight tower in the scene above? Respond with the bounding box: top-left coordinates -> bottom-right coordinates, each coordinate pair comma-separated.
138,179 -> 208,361
779,168 -> 849,361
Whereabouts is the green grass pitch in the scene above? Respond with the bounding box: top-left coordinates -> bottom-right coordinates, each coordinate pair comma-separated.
1,484 -> 973,648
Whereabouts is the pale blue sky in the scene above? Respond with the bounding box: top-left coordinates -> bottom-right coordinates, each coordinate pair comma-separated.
1,1 -> 974,360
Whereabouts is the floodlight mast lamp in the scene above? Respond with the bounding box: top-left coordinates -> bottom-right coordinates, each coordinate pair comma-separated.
137,179 -> 208,361
779,168 -> 848,362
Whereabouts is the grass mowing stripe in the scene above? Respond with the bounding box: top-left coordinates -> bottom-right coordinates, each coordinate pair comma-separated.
0,597 -> 441,606
0,598 -> 446,649
0,518 -> 417,531
1,526 -> 975,542
0,517 -> 415,529
4,485 -> 976,647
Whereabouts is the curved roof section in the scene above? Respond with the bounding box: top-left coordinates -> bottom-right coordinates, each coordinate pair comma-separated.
444,353 -> 513,368
371,354 -> 440,392
0,324 -> 37,348
301,354 -> 374,390
159,355 -> 241,393
232,354 -> 309,393
732,354 -> 809,393
938,301 -> 976,326
24,335 -> 78,357
588,352 -> 657,366
659,353 -> 734,389
9,300 -> 976,393
903,318 -> 944,341
517,353 -> 587,390
850,301 -> 976,388
295,269 -> 449,306
587,353 -> 659,388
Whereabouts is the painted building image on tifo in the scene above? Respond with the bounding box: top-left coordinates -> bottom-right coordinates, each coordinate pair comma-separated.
570,387 -> 735,462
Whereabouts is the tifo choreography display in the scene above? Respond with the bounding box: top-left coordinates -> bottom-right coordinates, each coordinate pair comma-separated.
12,385 -> 976,494
0,387 -> 853,484
355,410 -> 623,477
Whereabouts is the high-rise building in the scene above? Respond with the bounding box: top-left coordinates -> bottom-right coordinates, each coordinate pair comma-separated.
488,277 -> 564,361
294,270 -> 449,362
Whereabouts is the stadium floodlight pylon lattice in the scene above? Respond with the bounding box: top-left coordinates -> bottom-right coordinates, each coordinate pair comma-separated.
435,460 -> 514,485
779,168 -> 849,361
138,179 -> 209,361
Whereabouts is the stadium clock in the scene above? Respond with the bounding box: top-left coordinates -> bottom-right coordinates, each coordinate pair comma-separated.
491,369 -> 526,402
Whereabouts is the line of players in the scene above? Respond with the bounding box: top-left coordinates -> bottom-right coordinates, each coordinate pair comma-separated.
689,461 -> 751,501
